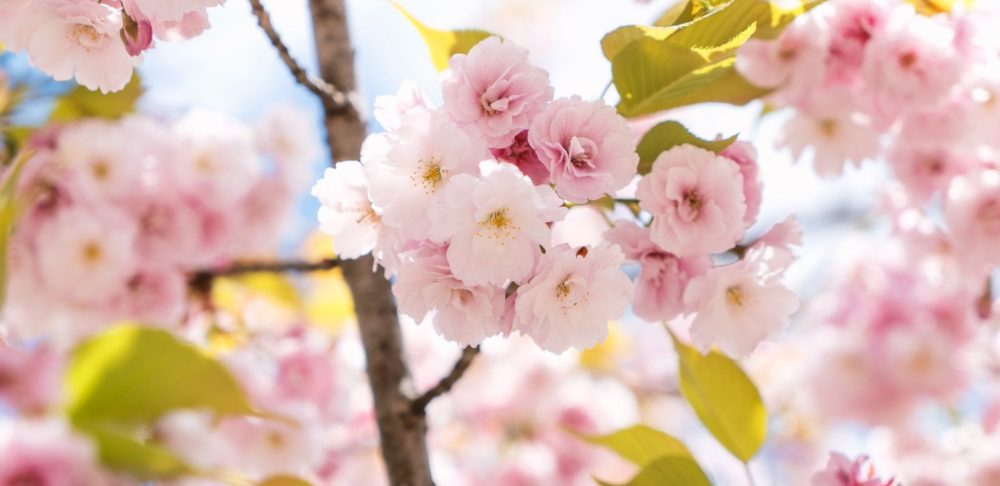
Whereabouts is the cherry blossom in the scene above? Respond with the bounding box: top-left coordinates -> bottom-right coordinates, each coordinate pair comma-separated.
528,96 -> 638,203
442,36 -> 553,148
428,163 -> 566,286
513,243 -> 633,353
393,244 -> 506,346
637,144 -> 746,257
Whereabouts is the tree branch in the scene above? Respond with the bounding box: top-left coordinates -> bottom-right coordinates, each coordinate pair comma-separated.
411,346 -> 480,414
307,0 -> 436,484
188,258 -> 340,295
248,0 -> 355,114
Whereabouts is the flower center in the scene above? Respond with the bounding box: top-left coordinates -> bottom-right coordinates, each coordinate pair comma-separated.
411,158 -> 445,194
484,208 -> 510,229
71,24 -> 104,49
677,189 -> 703,222
8,469 -> 46,486
556,279 -> 572,299
977,199 -> 1000,233
81,241 -> 103,264
355,205 -> 380,227
898,51 -> 917,69
481,95 -> 509,115
91,160 -> 110,181
818,118 -> 838,138
726,285 -> 745,308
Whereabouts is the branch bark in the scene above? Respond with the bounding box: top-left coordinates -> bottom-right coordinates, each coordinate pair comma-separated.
248,0 -> 354,113
411,346 -> 480,414
306,1 -> 434,484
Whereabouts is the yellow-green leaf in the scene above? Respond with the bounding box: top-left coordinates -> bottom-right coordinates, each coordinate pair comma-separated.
66,325 -> 255,427
86,428 -> 194,479
601,25 -> 683,62
50,73 -> 142,122
580,425 -> 693,466
597,456 -> 712,486
637,121 -> 736,174
0,150 -> 31,310
392,2 -> 493,71
612,38 -> 709,117
672,334 -> 767,462
259,475 -> 313,486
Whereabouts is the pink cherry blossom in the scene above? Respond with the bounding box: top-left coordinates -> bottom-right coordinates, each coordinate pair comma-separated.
811,452 -> 896,486
428,163 -> 566,286
312,161 -> 382,259
34,205 -> 138,306
861,6 -> 963,117
684,247 -> 799,357
373,79 -> 431,132
113,266 -> 187,326
735,15 -> 828,100
528,96 -> 638,203
604,220 -> 710,322
944,169 -> 1000,274
55,119 -> 142,202
0,0 -> 37,52
119,4 -> 154,56
274,349 -> 336,410
23,0 -> 136,93
0,344 -> 62,414
492,130 -> 550,186
513,243 -> 633,353
887,143 -> 969,202
169,110 -> 263,210
0,418 -> 103,486
442,36 -> 553,148
779,109 -> 880,176
393,244 -> 506,346
365,110 -> 488,240
821,0 -> 889,86
721,141 -> 762,226
256,104 -> 322,189
636,144 -> 746,257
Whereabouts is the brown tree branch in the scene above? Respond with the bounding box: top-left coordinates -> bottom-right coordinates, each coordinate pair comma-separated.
248,0 -> 355,114
188,258 -> 340,295
307,0 -> 435,484
411,346 -> 480,414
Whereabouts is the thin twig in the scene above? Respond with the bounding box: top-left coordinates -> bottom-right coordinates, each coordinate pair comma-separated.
248,0 -> 355,114
189,258 -> 340,295
411,346 -> 480,413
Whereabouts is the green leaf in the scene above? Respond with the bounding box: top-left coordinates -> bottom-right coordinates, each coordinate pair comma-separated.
612,38 -> 709,117
580,425 -> 694,466
66,325 -> 256,427
392,2 -> 493,71
598,456 -> 712,486
0,150 -> 31,310
259,475 -> 313,486
86,428 -> 194,479
602,25 -> 683,62
637,121 -> 736,174
50,73 -> 142,121
672,334 -> 767,462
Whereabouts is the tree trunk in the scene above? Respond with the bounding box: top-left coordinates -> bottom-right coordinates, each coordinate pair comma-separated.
307,1 -> 435,484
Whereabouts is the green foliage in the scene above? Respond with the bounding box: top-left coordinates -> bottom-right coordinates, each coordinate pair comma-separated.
672,334 -> 767,462
392,2 -> 493,71
579,425 -> 694,466
636,121 -> 737,174
65,325 -> 260,479
604,0 -> 823,117
598,456 -> 712,486
87,429 -> 194,479
50,73 -> 142,121
0,150 -> 30,310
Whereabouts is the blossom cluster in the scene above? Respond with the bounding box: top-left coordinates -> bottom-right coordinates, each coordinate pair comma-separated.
737,0 -> 1000,278
0,0 -> 227,92
3,106 -> 317,345
313,36 -> 800,356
